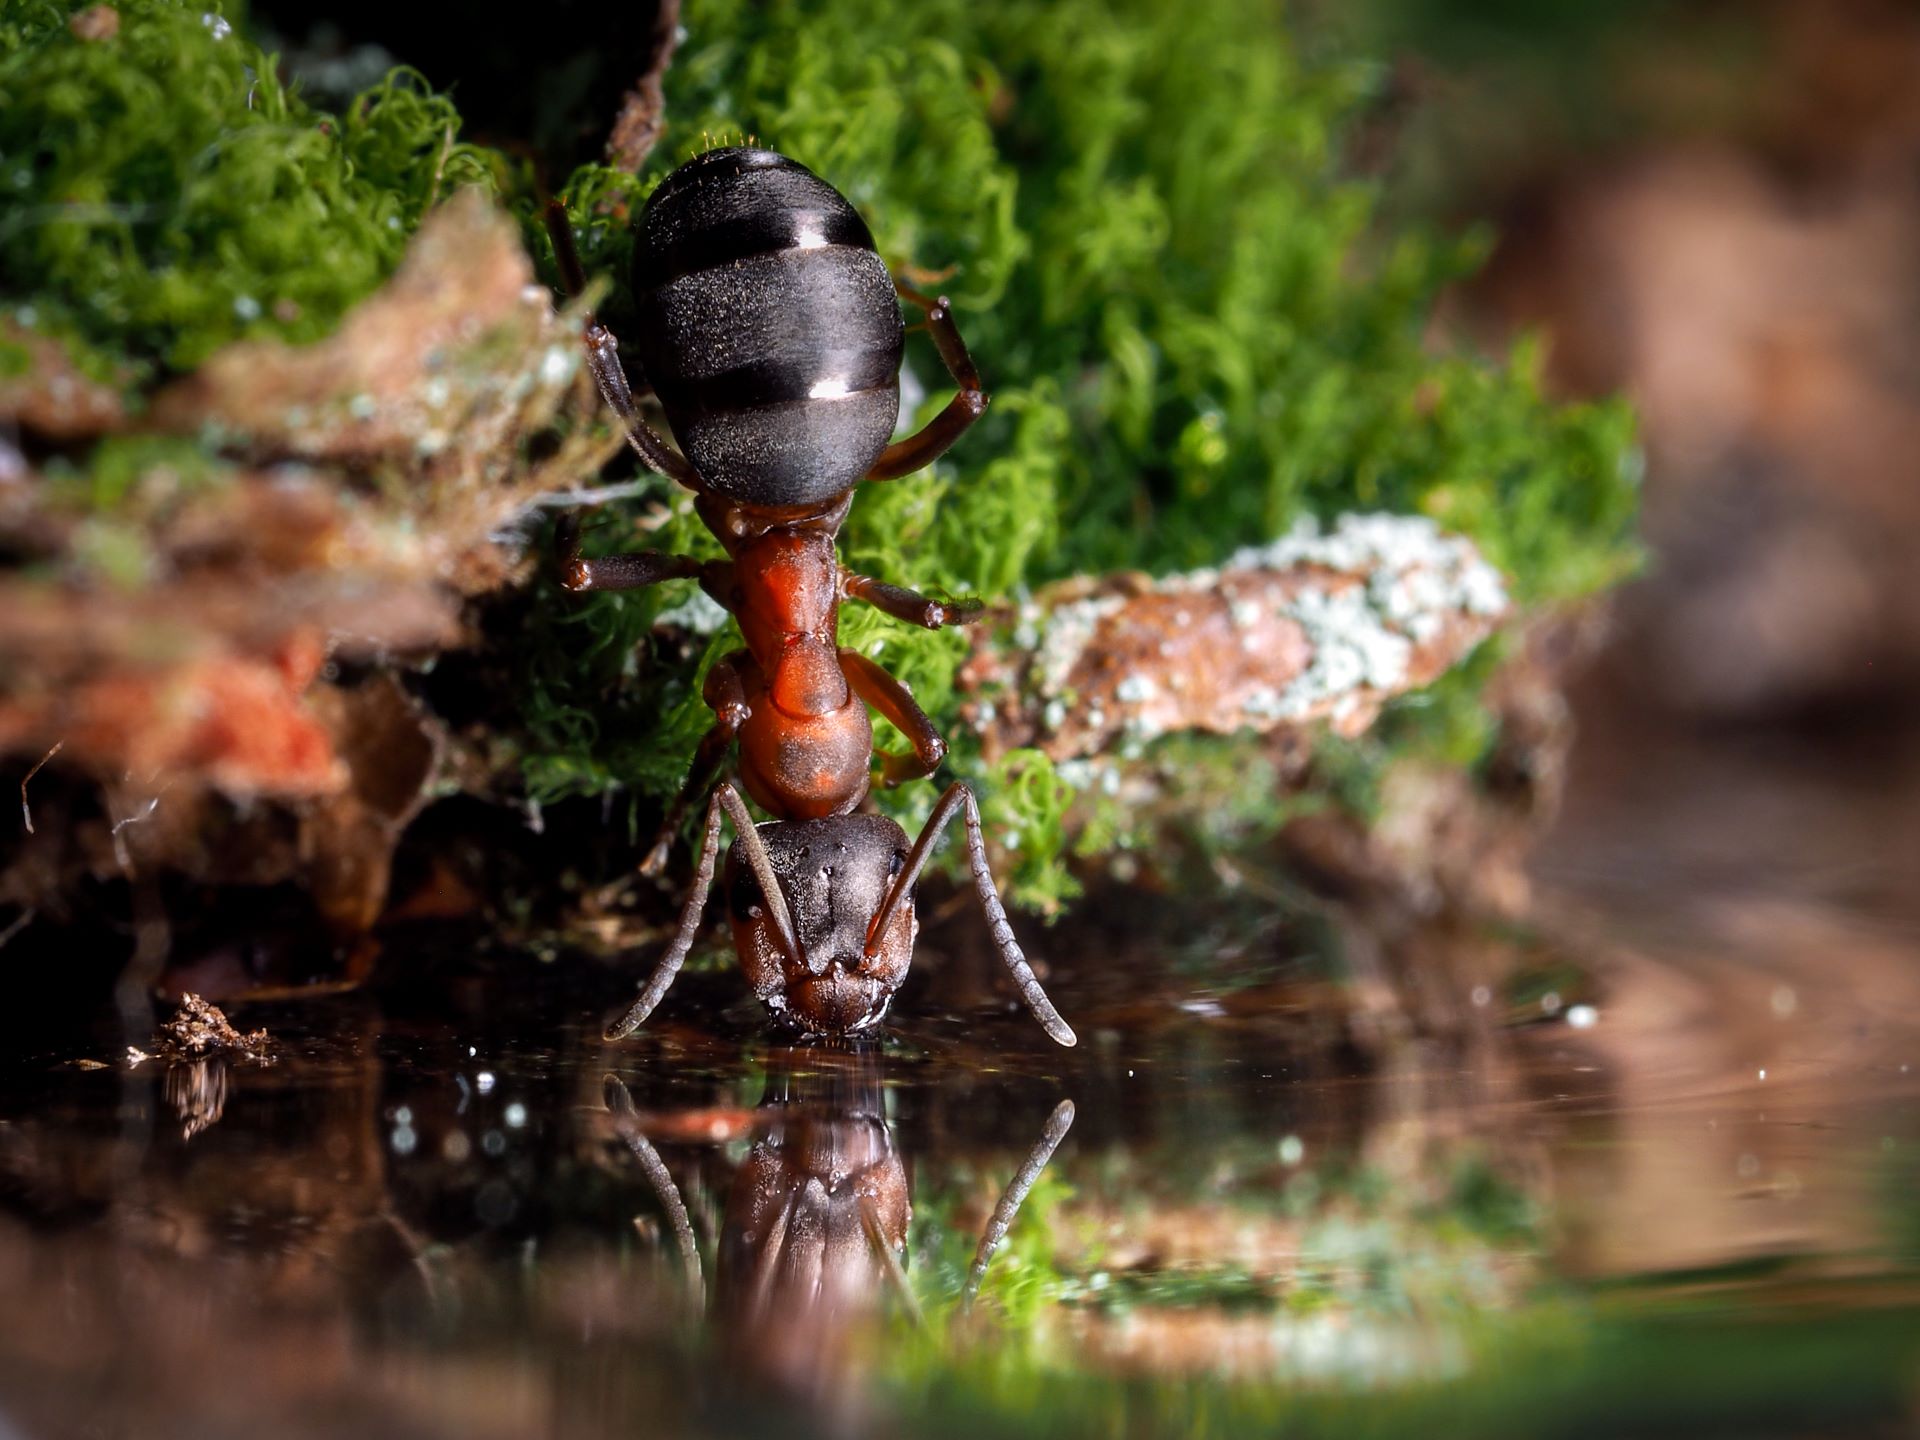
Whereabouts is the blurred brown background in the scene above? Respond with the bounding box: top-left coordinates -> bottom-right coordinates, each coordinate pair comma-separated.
1356,0 -> 1920,936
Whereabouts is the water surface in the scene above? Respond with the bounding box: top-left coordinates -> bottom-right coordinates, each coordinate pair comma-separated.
0,892 -> 1912,1439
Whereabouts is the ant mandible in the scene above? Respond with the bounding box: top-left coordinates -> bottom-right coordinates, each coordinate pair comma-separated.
546,147 -> 1074,1048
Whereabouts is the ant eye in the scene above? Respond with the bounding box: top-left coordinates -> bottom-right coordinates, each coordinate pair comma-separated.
888,849 -> 906,880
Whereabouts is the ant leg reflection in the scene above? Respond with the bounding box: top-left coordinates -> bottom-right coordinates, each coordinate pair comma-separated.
859,1193 -> 925,1328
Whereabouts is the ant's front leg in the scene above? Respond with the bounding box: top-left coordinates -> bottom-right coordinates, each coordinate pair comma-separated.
865,780 -> 1076,1048
640,654 -> 751,877
842,570 -> 984,630
840,649 -> 946,786
865,279 -> 989,482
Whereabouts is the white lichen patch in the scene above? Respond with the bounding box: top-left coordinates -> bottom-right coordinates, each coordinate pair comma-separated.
1272,582 -> 1415,719
1222,513 -> 1506,721
1031,593 -> 1126,697
974,510 -> 1510,767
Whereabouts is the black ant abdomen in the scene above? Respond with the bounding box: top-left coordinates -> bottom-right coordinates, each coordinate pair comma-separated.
632,147 -> 907,510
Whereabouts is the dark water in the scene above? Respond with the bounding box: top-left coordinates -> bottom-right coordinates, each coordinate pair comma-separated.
0,891 -> 1913,1440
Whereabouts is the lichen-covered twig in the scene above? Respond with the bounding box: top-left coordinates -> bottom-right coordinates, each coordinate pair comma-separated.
961,514 -> 1510,764
606,0 -> 684,172
18,740 -> 60,836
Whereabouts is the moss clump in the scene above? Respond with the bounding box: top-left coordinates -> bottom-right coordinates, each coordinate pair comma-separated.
2,0 -> 1638,912
531,0 -> 1639,901
0,0 -> 498,380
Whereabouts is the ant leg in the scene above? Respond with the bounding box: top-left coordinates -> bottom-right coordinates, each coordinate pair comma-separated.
603,1074 -> 704,1304
640,656 -> 750,876
840,649 -> 946,787
842,570 -> 984,629
865,281 -> 989,481
865,780 -> 1077,1048
607,780 -> 799,1039
963,1099 -> 1076,1307
544,200 -> 700,489
556,511 -> 729,594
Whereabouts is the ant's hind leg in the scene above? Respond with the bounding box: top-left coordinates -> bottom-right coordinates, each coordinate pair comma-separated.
840,649 -> 947,787
543,200 -> 701,489
865,780 -> 1077,1048
640,655 -> 750,877
865,280 -> 989,481
842,570 -> 984,630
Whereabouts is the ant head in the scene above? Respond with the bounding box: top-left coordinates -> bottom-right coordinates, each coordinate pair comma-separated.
725,815 -> 915,1036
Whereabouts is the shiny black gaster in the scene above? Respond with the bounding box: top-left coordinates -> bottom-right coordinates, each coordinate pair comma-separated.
631,148 -> 907,509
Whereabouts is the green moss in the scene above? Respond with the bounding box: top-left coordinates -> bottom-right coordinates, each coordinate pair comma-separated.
2,0 -> 1640,912
41,433 -> 230,512
0,0 -> 500,381
527,0 -> 1639,904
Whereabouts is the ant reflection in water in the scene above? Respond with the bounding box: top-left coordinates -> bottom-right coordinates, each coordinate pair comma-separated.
602,1049 -> 1072,1403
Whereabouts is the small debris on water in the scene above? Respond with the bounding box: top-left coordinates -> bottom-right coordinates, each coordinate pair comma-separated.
153,993 -> 274,1063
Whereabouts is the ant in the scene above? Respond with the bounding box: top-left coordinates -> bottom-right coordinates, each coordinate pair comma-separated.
602,1049 -> 1075,1400
545,147 -> 1074,1047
